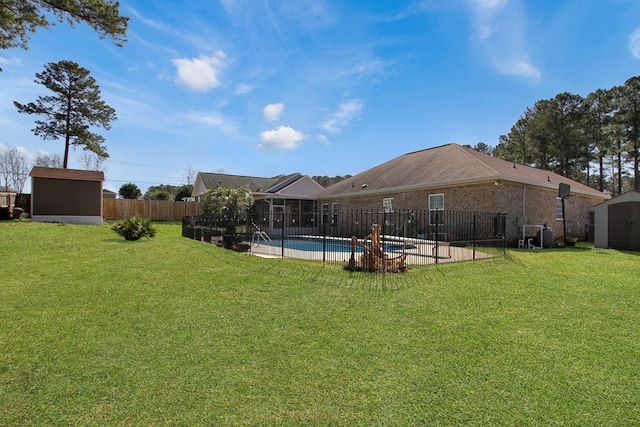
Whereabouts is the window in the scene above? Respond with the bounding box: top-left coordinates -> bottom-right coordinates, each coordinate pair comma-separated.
556,197 -> 564,220
383,198 -> 395,226
332,202 -> 339,225
383,198 -> 395,213
429,193 -> 444,225
321,203 -> 329,224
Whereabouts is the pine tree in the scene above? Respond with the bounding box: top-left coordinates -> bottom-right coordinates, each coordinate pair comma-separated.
14,60 -> 116,168
0,0 -> 128,50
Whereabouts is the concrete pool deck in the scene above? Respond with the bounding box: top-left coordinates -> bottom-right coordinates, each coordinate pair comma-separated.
246,237 -> 496,265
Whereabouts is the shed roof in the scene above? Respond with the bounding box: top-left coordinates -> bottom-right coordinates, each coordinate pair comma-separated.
594,190 -> 640,207
30,167 -> 104,182
313,143 -> 607,199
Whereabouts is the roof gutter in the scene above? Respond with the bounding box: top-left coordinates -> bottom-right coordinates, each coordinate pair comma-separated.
316,175 -> 608,201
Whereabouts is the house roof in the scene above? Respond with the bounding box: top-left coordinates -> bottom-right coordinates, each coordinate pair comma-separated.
196,172 -> 305,194
313,143 -> 607,199
30,166 -> 104,182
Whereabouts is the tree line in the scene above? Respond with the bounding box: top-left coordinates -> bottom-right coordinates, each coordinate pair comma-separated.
493,76 -> 640,195
312,175 -> 353,187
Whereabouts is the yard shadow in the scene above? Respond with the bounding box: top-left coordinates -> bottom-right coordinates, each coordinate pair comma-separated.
103,237 -> 155,244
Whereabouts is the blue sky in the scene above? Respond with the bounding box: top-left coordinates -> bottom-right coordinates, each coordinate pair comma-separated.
2,0 -> 640,194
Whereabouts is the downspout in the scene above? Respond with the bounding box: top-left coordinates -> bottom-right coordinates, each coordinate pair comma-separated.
522,185 -> 527,221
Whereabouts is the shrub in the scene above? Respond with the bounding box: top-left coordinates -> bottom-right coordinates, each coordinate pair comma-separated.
111,217 -> 157,241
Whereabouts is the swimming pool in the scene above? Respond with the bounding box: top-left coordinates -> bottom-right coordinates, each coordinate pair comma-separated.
257,236 -> 417,253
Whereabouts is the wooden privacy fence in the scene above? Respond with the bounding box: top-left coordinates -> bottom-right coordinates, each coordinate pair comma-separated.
103,199 -> 200,221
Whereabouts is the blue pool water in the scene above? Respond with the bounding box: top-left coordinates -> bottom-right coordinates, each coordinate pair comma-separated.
259,236 -> 417,253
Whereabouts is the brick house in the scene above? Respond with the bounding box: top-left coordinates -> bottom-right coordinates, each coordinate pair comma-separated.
313,144 -> 609,246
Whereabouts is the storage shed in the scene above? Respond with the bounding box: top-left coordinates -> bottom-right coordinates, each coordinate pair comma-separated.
30,167 -> 105,225
594,190 -> 640,251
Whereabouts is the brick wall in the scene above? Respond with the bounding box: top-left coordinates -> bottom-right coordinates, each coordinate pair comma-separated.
318,181 -> 602,245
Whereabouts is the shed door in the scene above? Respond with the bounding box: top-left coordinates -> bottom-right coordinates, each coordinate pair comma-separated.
608,202 -> 640,251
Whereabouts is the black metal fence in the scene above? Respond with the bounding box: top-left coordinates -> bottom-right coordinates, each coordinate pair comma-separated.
183,209 -> 506,266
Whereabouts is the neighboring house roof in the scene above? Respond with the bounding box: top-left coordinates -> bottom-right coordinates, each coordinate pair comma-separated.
102,188 -> 117,198
30,166 -> 104,182
192,172 -> 323,198
313,143 -> 608,200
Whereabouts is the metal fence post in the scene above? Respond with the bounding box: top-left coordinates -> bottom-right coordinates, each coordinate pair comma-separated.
472,212 -> 477,262
280,210 -> 285,258
322,220 -> 327,263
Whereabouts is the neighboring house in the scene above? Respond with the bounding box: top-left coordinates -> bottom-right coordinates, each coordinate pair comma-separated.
594,190 -> 640,251
312,143 -> 609,245
192,172 -> 323,236
102,188 -> 117,199
30,167 -> 104,225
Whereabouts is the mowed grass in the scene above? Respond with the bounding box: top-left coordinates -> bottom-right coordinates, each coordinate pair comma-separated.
1,221 -> 639,426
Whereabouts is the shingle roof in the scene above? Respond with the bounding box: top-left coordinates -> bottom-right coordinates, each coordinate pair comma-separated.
198,172 -> 302,194
312,143 -> 606,199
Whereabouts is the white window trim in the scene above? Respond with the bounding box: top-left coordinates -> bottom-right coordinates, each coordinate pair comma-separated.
429,193 -> 444,226
383,197 -> 395,213
556,197 -> 564,220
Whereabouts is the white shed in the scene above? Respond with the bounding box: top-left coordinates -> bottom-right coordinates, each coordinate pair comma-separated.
594,190 -> 640,251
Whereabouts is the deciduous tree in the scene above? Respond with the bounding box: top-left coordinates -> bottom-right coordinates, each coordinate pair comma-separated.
34,152 -> 63,168
118,182 -> 141,199
0,146 -> 29,192
78,151 -> 106,171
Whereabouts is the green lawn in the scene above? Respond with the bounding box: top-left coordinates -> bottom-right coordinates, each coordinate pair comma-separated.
1,221 -> 639,426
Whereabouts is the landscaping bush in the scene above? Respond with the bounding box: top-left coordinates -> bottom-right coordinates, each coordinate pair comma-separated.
111,217 -> 157,241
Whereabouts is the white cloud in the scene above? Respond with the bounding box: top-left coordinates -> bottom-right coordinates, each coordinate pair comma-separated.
318,134 -> 329,145
468,0 -> 509,40
0,56 -> 22,69
467,0 -> 540,83
263,103 -> 285,121
499,60 -> 541,82
0,143 -> 44,163
234,83 -> 254,95
630,28 -> 640,59
172,51 -> 226,92
321,100 -> 363,133
183,110 -> 238,135
258,126 -> 304,150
